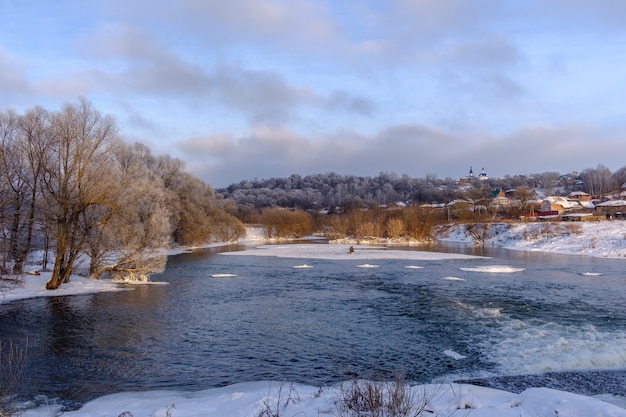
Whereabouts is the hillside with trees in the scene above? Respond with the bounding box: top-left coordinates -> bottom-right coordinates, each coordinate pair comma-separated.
219,168 -> 626,213
218,166 -> 626,243
0,99 -> 244,289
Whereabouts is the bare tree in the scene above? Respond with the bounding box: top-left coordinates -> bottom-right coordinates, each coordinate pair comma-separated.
512,185 -> 537,216
41,98 -> 119,290
12,107 -> 52,273
580,164 -> 615,197
534,171 -> 561,196
0,110 -> 20,272
85,140 -> 171,281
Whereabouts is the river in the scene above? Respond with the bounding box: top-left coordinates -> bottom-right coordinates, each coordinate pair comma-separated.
1,242 -> 626,409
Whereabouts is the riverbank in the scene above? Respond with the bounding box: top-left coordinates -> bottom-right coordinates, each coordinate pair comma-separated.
4,221 -> 626,305
334,220 -> 626,259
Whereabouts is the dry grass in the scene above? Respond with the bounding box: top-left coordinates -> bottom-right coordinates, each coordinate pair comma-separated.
256,381 -> 301,417
0,339 -> 28,417
334,371 -> 439,417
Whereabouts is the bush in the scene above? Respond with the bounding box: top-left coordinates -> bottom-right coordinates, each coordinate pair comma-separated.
259,208 -> 314,239
334,371 -> 439,417
0,339 -> 28,417
385,218 -> 406,239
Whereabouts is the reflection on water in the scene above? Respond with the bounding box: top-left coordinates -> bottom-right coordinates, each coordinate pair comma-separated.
1,242 -> 626,405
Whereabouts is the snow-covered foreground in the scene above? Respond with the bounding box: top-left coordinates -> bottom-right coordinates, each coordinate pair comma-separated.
5,222 -> 626,416
20,381 -> 626,417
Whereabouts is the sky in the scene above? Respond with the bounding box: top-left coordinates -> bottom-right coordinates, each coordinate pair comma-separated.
1,0 -> 626,188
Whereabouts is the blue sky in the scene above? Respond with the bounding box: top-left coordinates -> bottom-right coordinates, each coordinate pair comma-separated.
1,0 -> 626,187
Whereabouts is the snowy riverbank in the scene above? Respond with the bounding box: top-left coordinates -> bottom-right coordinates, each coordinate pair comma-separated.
335,220 -> 626,259
435,221 -> 626,259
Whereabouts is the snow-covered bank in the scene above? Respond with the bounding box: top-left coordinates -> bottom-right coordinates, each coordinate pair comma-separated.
19,382 -> 626,417
435,221 -> 626,258
0,272 -> 128,304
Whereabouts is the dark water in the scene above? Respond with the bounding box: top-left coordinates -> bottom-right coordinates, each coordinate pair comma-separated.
2,242 -> 626,407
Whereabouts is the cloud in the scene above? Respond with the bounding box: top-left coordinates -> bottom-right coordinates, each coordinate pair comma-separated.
535,0 -> 626,31
73,22 -> 375,124
178,123 -> 467,187
3,0 -> 626,191
107,0 -> 339,49
325,90 -> 376,116
0,47 -> 32,101
177,121 -> 626,188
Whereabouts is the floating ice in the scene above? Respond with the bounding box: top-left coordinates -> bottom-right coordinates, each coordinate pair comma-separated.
443,276 -> 465,282
475,307 -> 502,318
293,264 -> 314,269
459,265 -> 525,273
443,349 -> 467,360
357,264 -> 379,268
210,273 -> 238,278
224,244 -> 488,261
404,265 -> 424,269
582,272 -> 602,276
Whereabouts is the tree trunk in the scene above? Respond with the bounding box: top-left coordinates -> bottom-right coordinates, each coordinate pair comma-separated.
46,255 -> 63,290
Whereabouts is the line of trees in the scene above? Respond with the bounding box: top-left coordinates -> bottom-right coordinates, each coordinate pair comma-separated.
0,99 -> 244,289
220,168 -> 626,214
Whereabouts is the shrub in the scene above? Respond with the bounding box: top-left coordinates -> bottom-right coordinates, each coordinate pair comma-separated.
385,218 -> 406,239
334,371 -> 439,417
0,339 -> 28,417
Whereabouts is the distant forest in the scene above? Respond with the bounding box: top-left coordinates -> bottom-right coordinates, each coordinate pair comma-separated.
218,166 -> 626,213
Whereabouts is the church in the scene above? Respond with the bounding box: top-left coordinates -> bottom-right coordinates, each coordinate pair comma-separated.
459,166 -> 488,183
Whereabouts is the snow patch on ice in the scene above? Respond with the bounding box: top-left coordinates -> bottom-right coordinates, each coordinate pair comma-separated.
443,276 -> 466,282
223,244 -> 487,261
444,349 -> 467,360
357,263 -> 379,268
460,265 -> 526,273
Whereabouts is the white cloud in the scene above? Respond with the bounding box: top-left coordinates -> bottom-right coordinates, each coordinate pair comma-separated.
3,0 -> 626,188
177,121 -> 626,188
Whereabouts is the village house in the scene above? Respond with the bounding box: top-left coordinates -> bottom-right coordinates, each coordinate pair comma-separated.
595,200 -> 626,218
568,191 -> 592,201
491,188 -> 510,207
541,196 -> 579,213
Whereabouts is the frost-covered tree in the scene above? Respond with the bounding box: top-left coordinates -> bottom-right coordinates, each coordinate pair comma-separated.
0,100 -> 244,287
580,165 -> 615,197
14,107 -> 51,273
85,141 -> 171,282
41,98 -> 119,290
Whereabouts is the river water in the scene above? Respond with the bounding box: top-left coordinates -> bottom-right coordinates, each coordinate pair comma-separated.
2,242 -> 626,408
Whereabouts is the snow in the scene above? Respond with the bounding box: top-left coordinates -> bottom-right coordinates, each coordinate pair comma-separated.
444,349 -> 467,360
18,382 -> 626,417
459,265 -> 526,273
6,222 -> 626,416
356,263 -> 380,268
436,221 -> 626,259
223,242 -> 487,260
292,264 -> 314,268
0,272 -> 128,304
